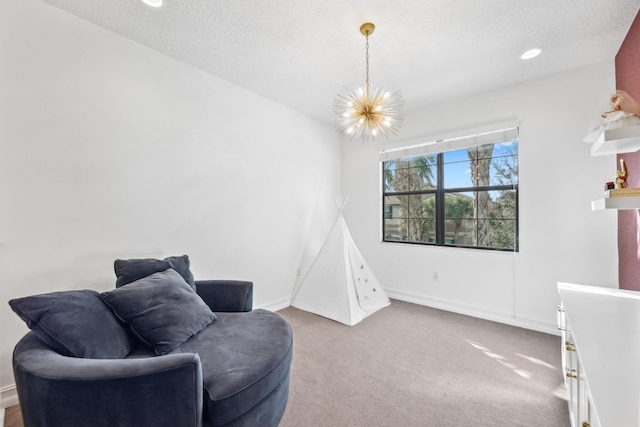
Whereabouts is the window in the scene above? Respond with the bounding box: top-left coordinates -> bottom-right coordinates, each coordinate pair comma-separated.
381,126 -> 518,251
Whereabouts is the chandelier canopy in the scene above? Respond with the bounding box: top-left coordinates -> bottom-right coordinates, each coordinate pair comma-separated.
334,23 -> 404,141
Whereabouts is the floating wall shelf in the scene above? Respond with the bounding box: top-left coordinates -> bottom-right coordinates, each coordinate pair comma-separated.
591,124 -> 640,156
591,196 -> 640,210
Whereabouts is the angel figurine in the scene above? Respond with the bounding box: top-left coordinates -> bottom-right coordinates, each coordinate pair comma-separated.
584,90 -> 640,143
608,90 -> 640,116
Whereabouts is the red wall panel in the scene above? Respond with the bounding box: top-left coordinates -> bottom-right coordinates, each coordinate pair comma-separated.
616,10 -> 640,290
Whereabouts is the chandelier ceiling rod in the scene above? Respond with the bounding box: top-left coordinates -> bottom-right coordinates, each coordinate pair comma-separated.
362,23 -> 374,94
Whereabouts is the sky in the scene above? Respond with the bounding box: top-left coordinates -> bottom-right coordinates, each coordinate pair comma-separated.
442,140 -> 517,189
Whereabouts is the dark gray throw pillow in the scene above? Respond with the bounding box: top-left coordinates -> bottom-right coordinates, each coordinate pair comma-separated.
114,255 -> 195,289
101,268 -> 216,355
9,290 -> 134,359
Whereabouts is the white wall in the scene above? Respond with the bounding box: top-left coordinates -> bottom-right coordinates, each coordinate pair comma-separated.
342,61 -> 619,333
0,0 -> 341,391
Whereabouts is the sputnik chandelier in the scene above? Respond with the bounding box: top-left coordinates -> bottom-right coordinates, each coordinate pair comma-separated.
334,22 -> 404,141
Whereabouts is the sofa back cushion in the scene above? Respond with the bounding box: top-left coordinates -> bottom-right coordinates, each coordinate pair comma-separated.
9,290 -> 134,358
101,268 -> 216,355
114,255 -> 195,289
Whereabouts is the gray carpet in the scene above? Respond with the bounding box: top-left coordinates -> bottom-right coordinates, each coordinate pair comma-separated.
3,406 -> 21,427
277,300 -> 569,427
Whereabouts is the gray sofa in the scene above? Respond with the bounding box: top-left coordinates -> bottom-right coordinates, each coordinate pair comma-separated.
10,256 -> 293,427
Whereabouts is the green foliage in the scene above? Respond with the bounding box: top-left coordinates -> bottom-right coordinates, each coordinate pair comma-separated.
487,143 -> 518,249
385,157 -> 436,242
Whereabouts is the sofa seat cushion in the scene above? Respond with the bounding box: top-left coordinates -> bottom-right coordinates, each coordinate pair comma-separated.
172,309 -> 293,426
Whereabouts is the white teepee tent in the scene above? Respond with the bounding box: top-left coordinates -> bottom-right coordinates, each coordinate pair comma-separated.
291,198 -> 390,326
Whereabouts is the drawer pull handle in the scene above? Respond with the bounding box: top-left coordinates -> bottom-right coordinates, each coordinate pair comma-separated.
566,369 -> 577,379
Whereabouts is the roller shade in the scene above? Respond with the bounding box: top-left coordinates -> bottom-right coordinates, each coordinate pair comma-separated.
379,121 -> 519,162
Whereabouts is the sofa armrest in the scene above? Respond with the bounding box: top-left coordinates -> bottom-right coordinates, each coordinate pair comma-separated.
13,333 -> 203,427
195,280 -> 253,312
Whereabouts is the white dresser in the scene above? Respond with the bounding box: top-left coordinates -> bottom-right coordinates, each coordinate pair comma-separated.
557,282 -> 640,427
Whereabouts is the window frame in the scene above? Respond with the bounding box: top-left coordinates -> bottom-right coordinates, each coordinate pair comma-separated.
381,141 -> 519,252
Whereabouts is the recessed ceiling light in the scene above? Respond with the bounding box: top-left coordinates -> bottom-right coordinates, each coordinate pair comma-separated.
140,0 -> 163,8
520,48 -> 542,60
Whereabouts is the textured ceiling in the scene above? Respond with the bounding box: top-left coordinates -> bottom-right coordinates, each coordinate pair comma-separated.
40,0 -> 640,124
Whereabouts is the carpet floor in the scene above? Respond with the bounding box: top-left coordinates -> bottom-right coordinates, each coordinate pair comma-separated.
4,299 -> 569,426
3,406 -> 20,427
278,300 -> 569,427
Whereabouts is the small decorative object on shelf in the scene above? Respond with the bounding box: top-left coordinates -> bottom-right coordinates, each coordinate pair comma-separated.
584,90 -> 640,143
615,157 -> 628,189
605,181 -> 615,191
604,187 -> 640,198
614,90 -> 640,116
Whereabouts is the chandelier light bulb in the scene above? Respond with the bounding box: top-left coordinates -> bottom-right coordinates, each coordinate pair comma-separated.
333,22 -> 404,141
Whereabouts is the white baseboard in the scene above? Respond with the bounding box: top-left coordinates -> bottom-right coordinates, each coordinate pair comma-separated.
0,384 -> 18,409
385,289 -> 559,336
260,290 -> 558,335
257,296 -> 291,313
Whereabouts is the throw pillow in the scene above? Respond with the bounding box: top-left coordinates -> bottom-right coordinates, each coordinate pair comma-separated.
114,254 -> 195,289
9,289 -> 134,359
101,268 -> 216,355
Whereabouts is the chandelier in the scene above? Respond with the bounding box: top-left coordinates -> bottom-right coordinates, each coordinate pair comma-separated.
334,23 -> 404,141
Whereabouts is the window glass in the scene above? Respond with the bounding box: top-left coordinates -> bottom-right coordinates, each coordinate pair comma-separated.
444,192 -> 474,245
383,156 -> 437,193
382,139 -> 518,251
383,194 -> 436,243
